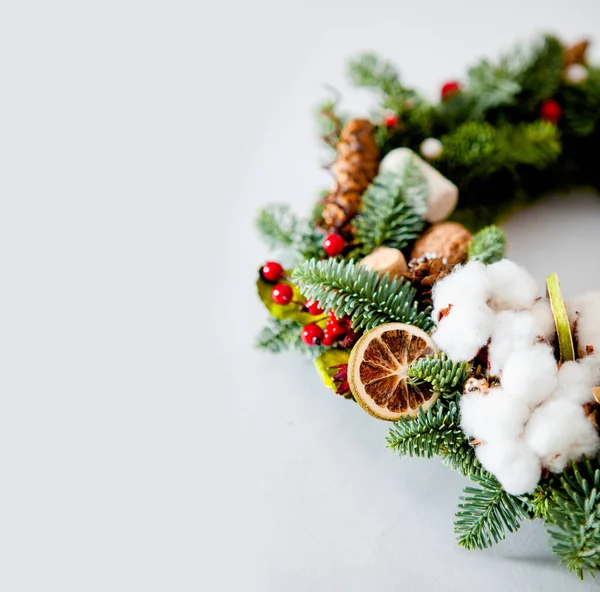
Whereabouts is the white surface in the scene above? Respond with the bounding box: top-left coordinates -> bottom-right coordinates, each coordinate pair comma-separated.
2,1 -> 600,591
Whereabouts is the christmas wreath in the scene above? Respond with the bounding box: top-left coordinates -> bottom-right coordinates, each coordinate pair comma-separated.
254,34 -> 600,579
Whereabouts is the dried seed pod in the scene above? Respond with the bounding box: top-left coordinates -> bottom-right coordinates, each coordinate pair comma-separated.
321,119 -> 379,234
563,39 -> 590,66
359,247 -> 408,279
410,222 -> 472,265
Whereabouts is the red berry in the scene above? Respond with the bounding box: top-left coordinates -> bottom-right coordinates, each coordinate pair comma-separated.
305,299 -> 324,316
441,81 -> 461,101
325,320 -> 345,338
271,283 -> 293,305
321,331 -> 336,347
323,233 -> 345,257
328,310 -> 340,321
261,261 -> 284,283
301,323 -> 324,346
383,113 -> 399,128
540,99 -> 562,124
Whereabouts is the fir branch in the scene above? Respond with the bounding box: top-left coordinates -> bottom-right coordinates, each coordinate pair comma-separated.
497,121 -> 561,168
466,58 -> 521,115
515,34 -> 564,108
255,204 -> 298,250
468,225 -> 507,264
387,401 -> 465,458
545,457 -> 600,580
408,353 -> 470,397
355,169 -> 426,251
455,473 -> 531,550
255,318 -> 324,357
348,53 -> 404,97
292,258 -> 433,332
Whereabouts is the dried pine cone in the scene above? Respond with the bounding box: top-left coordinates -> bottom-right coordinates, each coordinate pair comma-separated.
321,119 -> 379,236
406,255 -> 451,307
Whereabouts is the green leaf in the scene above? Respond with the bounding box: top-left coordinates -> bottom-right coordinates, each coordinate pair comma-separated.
314,349 -> 350,390
292,258 -> 433,333
455,473 -> 531,550
256,274 -> 316,325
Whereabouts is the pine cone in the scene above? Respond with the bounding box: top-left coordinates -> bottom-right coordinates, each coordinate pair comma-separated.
406,255 -> 451,307
321,119 -> 379,236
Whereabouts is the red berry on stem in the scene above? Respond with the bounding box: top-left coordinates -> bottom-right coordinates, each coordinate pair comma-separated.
540,99 -> 562,124
261,261 -> 284,283
271,283 -> 293,305
321,331 -> 336,347
305,299 -> 324,316
325,320 -> 345,338
383,113 -> 399,128
441,81 -> 461,101
328,310 -> 340,321
301,323 -> 324,346
324,233 -> 345,257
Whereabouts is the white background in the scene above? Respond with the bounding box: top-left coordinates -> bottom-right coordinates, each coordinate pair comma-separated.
2,1 -> 600,591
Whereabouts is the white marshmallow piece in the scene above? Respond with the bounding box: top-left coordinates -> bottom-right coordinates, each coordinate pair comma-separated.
486,259 -> 539,311
524,399 -> 600,473
501,343 -> 558,408
379,147 -> 458,223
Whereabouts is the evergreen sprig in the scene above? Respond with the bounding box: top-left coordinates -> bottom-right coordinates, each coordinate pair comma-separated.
387,400 -> 469,461
292,258 -> 433,332
256,318 -> 324,357
355,169 -> 426,251
408,353 -> 470,397
455,473 -> 531,550
545,457 -> 600,580
468,225 -> 507,264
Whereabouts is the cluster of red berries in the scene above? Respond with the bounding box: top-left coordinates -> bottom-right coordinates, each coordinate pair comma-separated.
301,310 -> 352,347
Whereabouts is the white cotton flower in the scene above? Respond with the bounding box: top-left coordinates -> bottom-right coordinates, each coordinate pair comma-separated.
431,261 -> 491,322
460,387 -> 530,443
524,399 -> 600,473
476,439 -> 541,495
568,293 -> 600,357
488,310 -> 538,375
531,298 -> 556,343
486,259 -> 539,311
552,360 -> 598,405
501,343 -> 558,407
433,303 -> 494,362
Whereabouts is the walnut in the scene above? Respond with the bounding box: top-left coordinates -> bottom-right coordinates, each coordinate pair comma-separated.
410,222 -> 472,265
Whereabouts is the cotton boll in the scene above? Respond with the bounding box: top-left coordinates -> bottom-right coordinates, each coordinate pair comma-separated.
460,387 -> 530,443
501,344 -> 558,407
488,310 -> 538,375
432,261 -> 491,322
476,440 -> 541,495
531,298 -> 556,343
580,355 -> 600,386
553,360 -> 597,405
486,259 -> 539,311
524,399 -> 600,473
568,293 -> 600,357
433,303 -> 494,362
553,382 -> 595,405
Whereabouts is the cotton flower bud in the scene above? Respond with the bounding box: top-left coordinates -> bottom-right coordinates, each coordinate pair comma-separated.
486,259 -> 539,311
501,343 -> 558,408
461,387 -> 530,443
524,399 -> 600,473
476,440 -> 541,495
432,261 -> 491,320
488,310 -> 538,375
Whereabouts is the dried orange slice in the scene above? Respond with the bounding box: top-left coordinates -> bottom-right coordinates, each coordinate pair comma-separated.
348,323 -> 439,420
